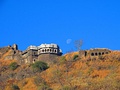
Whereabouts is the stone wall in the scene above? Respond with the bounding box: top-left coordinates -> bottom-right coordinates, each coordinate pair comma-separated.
79,48 -> 111,57
22,49 -> 38,64
38,54 -> 59,65
79,50 -> 87,58
0,44 -> 24,64
86,48 -> 111,57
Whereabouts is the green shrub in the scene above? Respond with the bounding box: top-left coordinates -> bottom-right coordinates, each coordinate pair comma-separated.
12,84 -> 20,90
9,62 -> 18,70
73,55 -> 79,60
32,61 -> 48,72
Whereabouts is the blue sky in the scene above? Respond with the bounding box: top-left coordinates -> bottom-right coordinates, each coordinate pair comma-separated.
0,0 -> 120,54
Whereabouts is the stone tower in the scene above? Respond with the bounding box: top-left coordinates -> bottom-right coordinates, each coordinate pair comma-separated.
22,45 -> 38,64
12,44 -> 18,50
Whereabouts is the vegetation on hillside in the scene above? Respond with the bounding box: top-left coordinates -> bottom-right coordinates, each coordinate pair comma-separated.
32,61 -> 49,72
0,51 -> 120,90
9,62 -> 19,70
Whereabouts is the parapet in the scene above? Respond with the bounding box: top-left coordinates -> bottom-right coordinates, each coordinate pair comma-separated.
89,48 -> 110,51
27,45 -> 38,50
38,43 -> 58,49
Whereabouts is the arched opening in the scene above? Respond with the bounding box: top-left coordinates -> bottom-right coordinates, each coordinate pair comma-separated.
54,49 -> 57,53
102,52 -> 104,55
95,53 -> 98,56
42,49 -> 44,52
99,52 -> 101,55
85,51 -> 87,56
47,49 -> 49,52
91,53 -> 94,56
14,51 -> 16,54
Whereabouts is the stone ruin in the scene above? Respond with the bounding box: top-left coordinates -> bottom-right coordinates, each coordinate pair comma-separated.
79,48 -> 111,58
0,44 -> 22,63
0,43 -> 112,64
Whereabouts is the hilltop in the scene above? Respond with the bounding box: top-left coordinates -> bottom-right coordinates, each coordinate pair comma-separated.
0,45 -> 120,90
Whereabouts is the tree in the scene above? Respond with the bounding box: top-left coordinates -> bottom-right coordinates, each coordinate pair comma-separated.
74,39 -> 83,51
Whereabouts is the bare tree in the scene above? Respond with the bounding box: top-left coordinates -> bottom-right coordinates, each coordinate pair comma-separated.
74,39 -> 83,51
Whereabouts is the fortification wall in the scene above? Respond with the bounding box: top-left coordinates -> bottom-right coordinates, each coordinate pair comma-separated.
86,48 -> 111,57
38,54 -> 59,65
79,48 -> 111,58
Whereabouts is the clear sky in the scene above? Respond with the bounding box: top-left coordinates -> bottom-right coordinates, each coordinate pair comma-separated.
0,0 -> 120,54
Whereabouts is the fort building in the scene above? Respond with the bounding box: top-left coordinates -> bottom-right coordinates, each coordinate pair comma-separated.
22,43 -> 62,64
38,44 -> 62,55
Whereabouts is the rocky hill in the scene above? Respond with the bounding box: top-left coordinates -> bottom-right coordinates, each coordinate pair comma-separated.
0,47 -> 120,90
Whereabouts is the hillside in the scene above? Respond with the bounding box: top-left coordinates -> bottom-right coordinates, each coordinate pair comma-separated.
0,50 -> 120,90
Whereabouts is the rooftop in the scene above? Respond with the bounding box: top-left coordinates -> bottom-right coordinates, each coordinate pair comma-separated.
27,43 -> 60,50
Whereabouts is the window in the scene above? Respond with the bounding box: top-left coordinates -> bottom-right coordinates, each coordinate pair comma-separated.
54,49 -> 57,53
95,53 -> 98,56
99,52 -> 101,55
42,50 -> 44,52
102,52 -> 104,55
91,53 -> 94,56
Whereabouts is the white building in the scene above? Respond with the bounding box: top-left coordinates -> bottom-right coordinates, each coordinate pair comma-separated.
38,43 -> 62,55
22,43 -> 62,64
